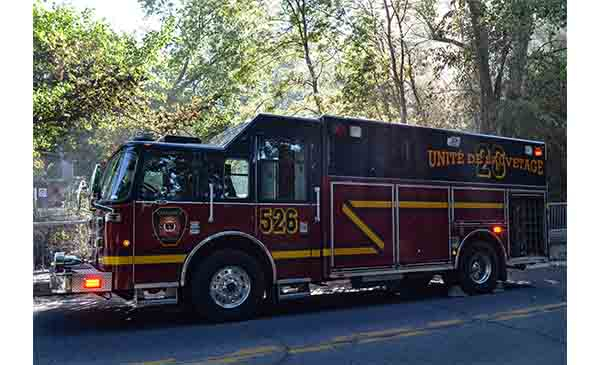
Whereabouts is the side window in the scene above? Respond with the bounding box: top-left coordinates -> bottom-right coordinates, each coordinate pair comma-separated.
224,159 -> 249,199
139,150 -> 194,201
258,138 -> 306,201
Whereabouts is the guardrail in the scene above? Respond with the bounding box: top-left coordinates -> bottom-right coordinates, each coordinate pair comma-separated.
548,202 -> 567,245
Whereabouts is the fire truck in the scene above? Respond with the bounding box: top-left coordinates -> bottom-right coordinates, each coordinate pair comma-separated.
50,113 -> 548,321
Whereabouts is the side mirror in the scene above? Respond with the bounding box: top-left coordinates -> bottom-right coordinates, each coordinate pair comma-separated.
76,179 -> 88,212
89,164 -> 103,207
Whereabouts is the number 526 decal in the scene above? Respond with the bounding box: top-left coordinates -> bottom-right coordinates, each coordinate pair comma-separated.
259,208 -> 299,235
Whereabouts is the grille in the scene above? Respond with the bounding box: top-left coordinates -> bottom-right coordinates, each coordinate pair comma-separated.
509,195 -> 546,257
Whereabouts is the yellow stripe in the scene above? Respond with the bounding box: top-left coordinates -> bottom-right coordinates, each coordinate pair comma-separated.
100,255 -> 186,265
271,247 -> 377,260
271,250 -> 313,260
102,247 -> 378,264
350,200 -> 449,209
342,203 -> 385,250
349,200 -> 503,209
350,200 -> 392,209
324,247 -> 378,256
398,201 -> 448,209
454,202 -> 504,209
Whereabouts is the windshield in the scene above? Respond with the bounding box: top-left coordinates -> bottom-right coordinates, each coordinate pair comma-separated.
98,149 -> 138,202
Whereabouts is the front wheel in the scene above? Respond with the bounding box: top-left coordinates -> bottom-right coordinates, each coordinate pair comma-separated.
458,241 -> 499,295
189,250 -> 265,322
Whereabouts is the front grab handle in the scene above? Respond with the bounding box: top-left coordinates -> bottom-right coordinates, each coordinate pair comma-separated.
314,186 -> 320,223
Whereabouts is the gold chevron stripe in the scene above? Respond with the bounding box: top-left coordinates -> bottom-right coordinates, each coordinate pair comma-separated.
342,203 -> 385,250
349,201 -> 393,209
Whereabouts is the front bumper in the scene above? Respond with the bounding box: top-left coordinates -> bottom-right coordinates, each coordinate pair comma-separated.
50,262 -> 112,294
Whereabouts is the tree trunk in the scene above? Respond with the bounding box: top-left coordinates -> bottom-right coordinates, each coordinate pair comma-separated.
507,4 -> 534,100
383,0 -> 407,123
406,48 -> 422,119
466,0 -> 496,134
297,0 -> 323,114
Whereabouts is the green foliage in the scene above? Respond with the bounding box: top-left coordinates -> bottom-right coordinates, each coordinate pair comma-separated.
33,0 -> 567,199
33,1 -> 174,175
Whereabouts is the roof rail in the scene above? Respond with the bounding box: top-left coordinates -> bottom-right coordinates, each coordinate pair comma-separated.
157,135 -> 202,144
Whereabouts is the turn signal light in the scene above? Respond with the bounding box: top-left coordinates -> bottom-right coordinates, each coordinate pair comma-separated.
84,278 -> 101,289
492,226 -> 503,234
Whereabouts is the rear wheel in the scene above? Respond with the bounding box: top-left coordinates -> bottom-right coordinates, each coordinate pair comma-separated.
458,241 -> 498,295
189,250 -> 265,322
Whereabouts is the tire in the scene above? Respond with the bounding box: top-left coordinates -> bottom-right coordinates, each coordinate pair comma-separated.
458,241 -> 499,295
189,250 -> 265,322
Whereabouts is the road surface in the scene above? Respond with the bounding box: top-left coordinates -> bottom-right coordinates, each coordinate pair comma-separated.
34,265 -> 566,365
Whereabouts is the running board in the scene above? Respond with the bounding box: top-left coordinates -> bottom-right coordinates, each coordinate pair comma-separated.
132,286 -> 178,307
507,256 -> 548,267
329,264 -> 454,279
277,278 -> 311,301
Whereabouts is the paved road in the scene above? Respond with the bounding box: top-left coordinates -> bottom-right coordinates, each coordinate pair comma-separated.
34,265 -> 566,365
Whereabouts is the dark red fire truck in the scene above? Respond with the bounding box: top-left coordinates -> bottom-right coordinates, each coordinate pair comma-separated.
50,113 -> 548,321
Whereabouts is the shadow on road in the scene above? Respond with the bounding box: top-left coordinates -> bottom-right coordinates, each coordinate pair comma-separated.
33,280 -> 535,336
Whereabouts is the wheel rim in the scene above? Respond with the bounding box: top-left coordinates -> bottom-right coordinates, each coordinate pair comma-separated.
209,266 -> 252,309
469,252 -> 492,284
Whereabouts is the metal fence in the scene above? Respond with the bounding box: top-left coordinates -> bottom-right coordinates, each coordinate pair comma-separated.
548,202 -> 567,230
33,219 -> 90,270
548,202 -> 567,244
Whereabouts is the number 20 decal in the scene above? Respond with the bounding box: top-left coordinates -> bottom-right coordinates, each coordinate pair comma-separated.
259,208 -> 299,235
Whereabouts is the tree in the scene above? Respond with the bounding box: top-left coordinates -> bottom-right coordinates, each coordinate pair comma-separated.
268,0 -> 346,115
33,2 -> 171,172
138,0 -> 271,133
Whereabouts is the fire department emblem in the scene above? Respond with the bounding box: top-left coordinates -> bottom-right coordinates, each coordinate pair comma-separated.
152,207 -> 187,246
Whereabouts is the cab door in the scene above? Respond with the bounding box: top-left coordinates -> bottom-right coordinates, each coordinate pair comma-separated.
133,148 -> 197,286
254,130 -> 322,280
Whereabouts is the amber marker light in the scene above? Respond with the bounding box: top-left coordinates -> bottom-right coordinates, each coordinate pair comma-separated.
84,278 -> 101,289
492,226 -> 503,234
122,239 -> 131,248
534,147 -> 543,157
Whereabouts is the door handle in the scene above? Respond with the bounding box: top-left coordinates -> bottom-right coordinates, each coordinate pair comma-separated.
208,183 -> 214,223
314,186 -> 320,223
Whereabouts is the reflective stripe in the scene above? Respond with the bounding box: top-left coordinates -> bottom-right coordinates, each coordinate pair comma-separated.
349,200 -> 502,209
342,203 -> 385,250
272,247 -> 377,260
350,201 -> 393,209
454,202 -> 504,209
100,247 -> 378,265
100,255 -> 186,265
398,201 -> 448,209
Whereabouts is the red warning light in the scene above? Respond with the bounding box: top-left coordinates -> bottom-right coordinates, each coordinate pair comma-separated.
84,278 -> 101,289
534,147 -> 543,157
334,124 -> 348,137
